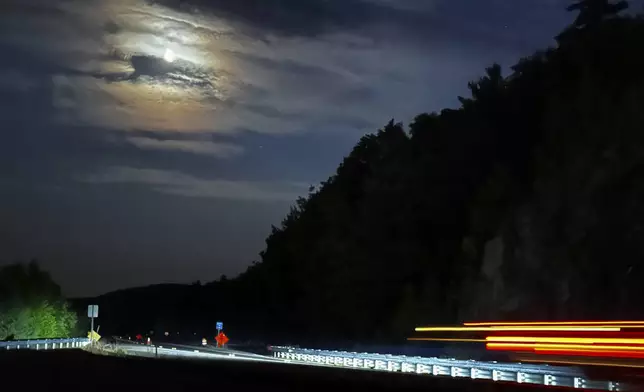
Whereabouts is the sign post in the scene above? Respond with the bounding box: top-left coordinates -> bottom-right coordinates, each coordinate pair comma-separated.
216,321 -> 223,335
88,305 -> 99,345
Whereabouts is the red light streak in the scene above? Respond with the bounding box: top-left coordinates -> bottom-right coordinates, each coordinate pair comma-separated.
465,321 -> 644,327
487,336 -> 644,344
486,342 -> 644,359
535,349 -> 644,359
415,326 -> 620,332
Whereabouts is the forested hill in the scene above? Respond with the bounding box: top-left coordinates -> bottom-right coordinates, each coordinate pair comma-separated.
84,1 -> 644,347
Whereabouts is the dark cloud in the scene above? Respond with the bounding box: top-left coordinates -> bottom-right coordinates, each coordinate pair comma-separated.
225,50 -> 341,79
0,2 -> 68,19
149,0 -> 427,38
238,103 -> 306,121
333,86 -> 377,106
1,43 -> 79,80
149,0 -> 571,54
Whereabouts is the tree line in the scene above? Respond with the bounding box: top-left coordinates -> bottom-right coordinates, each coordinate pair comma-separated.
0,262 -> 78,340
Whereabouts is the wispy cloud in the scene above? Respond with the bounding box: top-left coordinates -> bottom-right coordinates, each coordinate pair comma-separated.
83,166 -> 308,202
0,0 -> 573,295
125,136 -> 244,158
151,0 -> 428,38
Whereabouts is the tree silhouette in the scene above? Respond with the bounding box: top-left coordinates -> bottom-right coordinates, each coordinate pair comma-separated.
0,263 -> 77,340
568,0 -> 628,28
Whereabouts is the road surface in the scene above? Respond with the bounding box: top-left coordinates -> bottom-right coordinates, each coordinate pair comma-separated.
110,340 -> 634,390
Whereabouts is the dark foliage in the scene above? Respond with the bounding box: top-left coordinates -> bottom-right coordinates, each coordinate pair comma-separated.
0,262 -> 77,339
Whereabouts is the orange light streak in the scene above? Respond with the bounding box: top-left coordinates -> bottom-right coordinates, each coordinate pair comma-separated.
534,349 -> 644,359
407,338 -> 486,343
519,358 -> 644,369
415,326 -> 621,332
487,342 -> 644,359
486,336 -> 644,345
487,343 -> 644,351
465,321 -> 644,327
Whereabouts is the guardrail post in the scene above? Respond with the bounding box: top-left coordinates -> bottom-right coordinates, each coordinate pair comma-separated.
45,343 -> 48,350
270,346 -> 628,391
36,344 -> 39,350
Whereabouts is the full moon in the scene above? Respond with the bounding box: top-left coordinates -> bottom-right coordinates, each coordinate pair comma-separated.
163,48 -> 176,63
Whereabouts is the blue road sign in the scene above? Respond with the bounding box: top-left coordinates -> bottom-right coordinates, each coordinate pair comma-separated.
216,321 -> 223,330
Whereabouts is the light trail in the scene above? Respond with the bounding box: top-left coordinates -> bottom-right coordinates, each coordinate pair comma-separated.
415,326 -> 621,332
487,342 -> 644,359
465,321 -> 644,327
487,343 -> 644,351
534,349 -> 644,359
487,336 -> 644,344
519,358 -> 644,369
407,338 -> 486,343
121,343 -> 286,364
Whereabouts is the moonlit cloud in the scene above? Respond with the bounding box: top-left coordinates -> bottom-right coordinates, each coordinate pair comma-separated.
124,137 -> 244,157
0,0 -> 573,295
83,166 -> 308,201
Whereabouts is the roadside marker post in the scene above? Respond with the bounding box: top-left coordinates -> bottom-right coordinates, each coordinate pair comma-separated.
87,305 -> 99,346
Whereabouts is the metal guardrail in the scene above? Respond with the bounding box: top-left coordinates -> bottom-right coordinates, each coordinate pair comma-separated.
0,338 -> 90,351
111,338 -> 282,363
270,346 -> 627,391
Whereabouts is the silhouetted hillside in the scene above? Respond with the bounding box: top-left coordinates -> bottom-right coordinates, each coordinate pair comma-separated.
78,1 -> 644,347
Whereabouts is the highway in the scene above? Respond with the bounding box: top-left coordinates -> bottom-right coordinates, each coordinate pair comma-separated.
107,339 -> 631,391
1,336 -> 637,390
110,339 -> 285,364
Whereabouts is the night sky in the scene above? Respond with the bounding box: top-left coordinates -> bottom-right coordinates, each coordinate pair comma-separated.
0,0 -> 572,296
